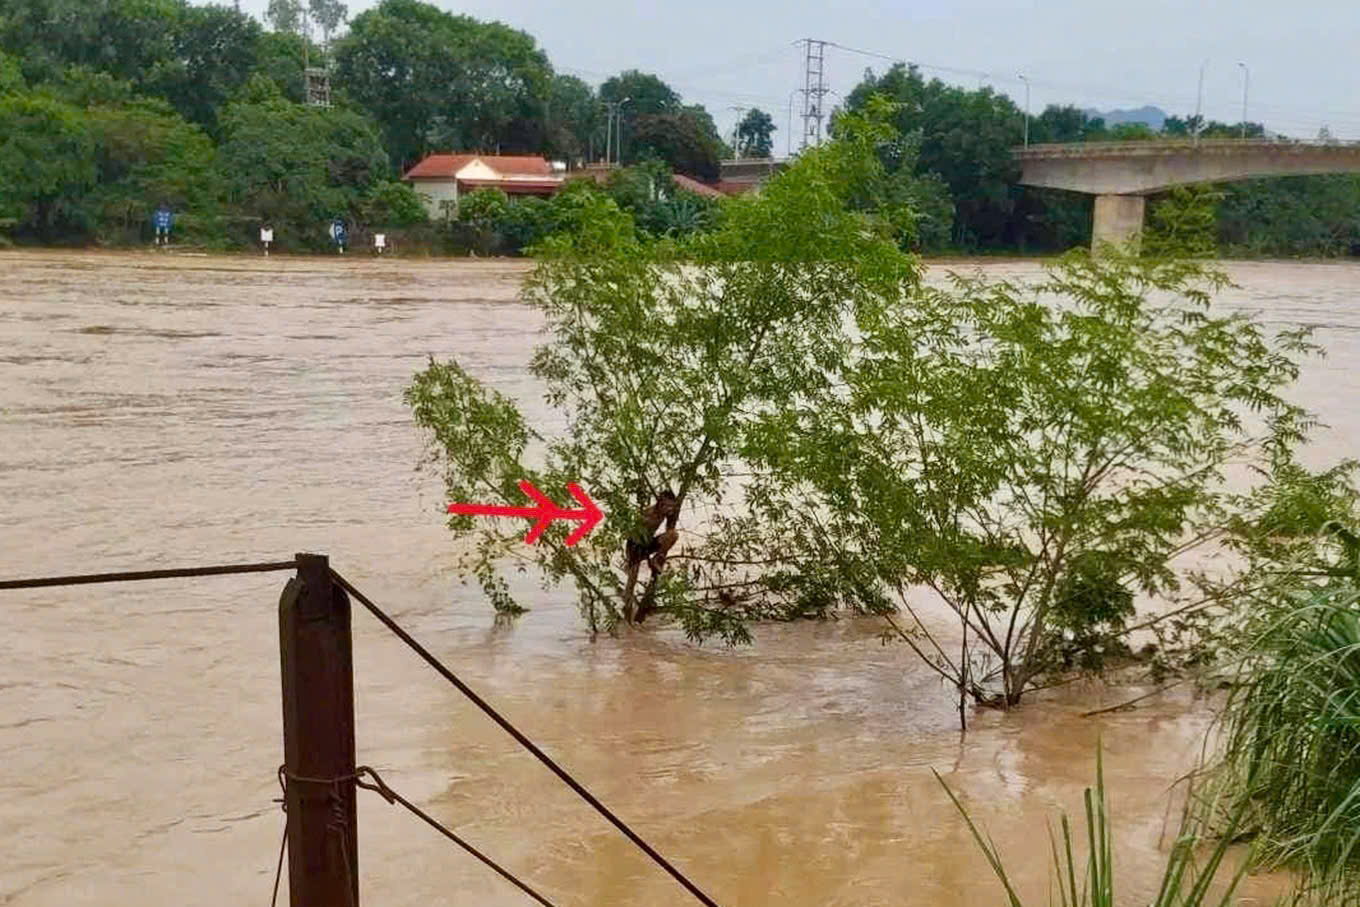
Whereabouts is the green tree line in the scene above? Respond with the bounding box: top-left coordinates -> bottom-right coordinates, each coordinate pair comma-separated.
1,1 -> 1356,255
842,63 -> 1360,256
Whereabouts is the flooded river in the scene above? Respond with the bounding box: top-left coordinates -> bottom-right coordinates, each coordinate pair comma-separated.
3,250 -> 1357,905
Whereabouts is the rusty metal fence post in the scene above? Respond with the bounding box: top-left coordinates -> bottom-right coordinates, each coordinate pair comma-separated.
279,552 -> 359,906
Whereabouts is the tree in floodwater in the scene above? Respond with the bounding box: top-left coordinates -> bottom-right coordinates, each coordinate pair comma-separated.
744,251 -> 1317,710
406,103 -> 922,642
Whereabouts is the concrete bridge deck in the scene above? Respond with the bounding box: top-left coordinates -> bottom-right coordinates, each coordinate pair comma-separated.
1013,140 -> 1360,247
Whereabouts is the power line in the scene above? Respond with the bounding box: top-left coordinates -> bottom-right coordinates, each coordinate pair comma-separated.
821,41 -> 1360,136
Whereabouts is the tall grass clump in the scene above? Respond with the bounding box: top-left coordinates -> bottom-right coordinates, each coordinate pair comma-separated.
936,748 -> 1254,907
1217,581 -> 1360,883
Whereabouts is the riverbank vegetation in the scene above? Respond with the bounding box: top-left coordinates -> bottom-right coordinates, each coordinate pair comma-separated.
3,1 -> 1359,255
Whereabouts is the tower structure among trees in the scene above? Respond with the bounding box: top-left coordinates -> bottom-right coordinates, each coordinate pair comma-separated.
799,39 -> 829,150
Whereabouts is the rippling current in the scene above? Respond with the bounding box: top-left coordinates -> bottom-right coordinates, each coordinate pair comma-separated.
3,249 -> 1357,905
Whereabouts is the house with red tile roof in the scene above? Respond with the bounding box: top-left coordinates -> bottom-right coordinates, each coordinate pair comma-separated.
671,174 -> 724,199
402,153 -> 566,217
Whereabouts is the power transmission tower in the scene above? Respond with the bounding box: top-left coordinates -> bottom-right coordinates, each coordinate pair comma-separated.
301,6 -> 332,108
798,38 -> 829,150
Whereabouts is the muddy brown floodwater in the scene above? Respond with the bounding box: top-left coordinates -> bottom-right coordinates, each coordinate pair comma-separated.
3,249 -> 1358,906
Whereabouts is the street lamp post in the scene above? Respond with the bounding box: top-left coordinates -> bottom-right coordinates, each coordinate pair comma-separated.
1018,74 -> 1030,147
1238,62 -> 1250,139
603,103 -> 613,165
615,97 -> 632,165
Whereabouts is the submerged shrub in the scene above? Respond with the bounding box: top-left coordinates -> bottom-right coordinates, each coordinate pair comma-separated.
407,105 -> 921,641
750,250 -> 1317,709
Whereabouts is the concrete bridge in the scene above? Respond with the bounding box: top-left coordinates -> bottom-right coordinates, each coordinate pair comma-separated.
1014,140 -> 1360,248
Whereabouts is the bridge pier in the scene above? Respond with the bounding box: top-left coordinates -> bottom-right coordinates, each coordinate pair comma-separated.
1092,194 -> 1145,252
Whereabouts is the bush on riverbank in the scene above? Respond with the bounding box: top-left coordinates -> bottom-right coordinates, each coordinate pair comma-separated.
1213,579 -> 1360,888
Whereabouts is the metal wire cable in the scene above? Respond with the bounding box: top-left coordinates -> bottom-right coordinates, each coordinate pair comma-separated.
355,766 -> 558,907
269,825 -> 287,907
274,765 -> 557,906
0,560 -> 297,590
329,569 -> 722,907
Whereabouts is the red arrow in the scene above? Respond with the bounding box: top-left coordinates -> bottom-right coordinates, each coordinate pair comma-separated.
447,480 -> 603,546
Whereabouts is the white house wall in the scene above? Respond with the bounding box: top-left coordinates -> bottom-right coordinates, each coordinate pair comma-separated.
414,180 -> 459,219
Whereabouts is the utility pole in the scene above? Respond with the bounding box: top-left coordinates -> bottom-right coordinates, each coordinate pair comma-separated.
279,553 -> 358,907
616,97 -> 631,165
786,89 -> 798,157
729,106 -> 749,159
798,38 -> 830,150
1018,74 -> 1030,147
603,103 -> 615,166
1238,62 -> 1250,139
602,98 -> 630,166
1194,58 -> 1208,145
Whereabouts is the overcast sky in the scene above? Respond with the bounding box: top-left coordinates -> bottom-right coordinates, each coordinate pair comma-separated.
236,0 -> 1360,145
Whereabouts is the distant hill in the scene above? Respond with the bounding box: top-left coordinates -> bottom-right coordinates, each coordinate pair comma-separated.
1082,105 -> 1167,130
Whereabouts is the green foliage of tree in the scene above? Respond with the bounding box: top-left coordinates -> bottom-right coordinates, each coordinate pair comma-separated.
598,70 -> 727,166
0,51 -> 22,92
598,69 -> 679,117
0,91 -> 95,238
546,74 -> 599,162
1164,115 -> 1265,139
1144,184 -> 1223,258
252,30 -> 309,104
216,92 -> 389,248
735,107 -> 775,158
604,160 -> 721,239
265,0 -> 304,35
407,108 -> 917,640
1030,104 -> 1102,143
450,181 -> 651,256
83,97 -> 220,240
308,0 -> 347,48
604,159 -> 670,210
827,97 -> 954,251
145,2 -> 262,134
746,251 -> 1315,708
629,110 -> 724,179
1218,175 -> 1360,257
0,0 -> 175,84
1107,122 -> 1159,141
845,64 -> 1024,249
360,179 -> 426,227
1014,187 -> 1092,252
455,187 -> 510,228
334,0 -> 552,167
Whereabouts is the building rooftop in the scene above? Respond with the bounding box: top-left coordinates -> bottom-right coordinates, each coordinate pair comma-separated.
403,154 -> 555,180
